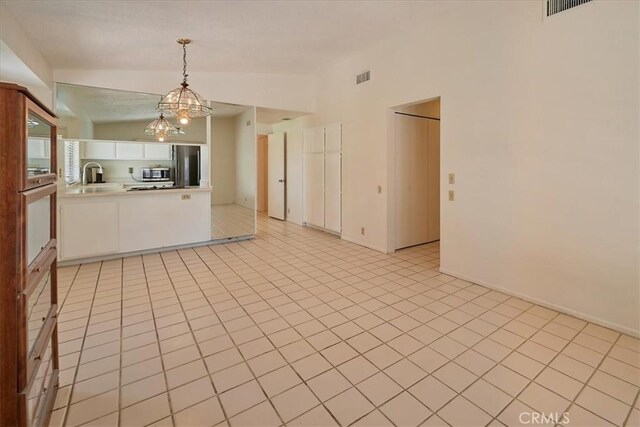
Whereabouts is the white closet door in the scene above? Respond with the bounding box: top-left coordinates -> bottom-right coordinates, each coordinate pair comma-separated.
324,123 -> 341,233
427,119 -> 440,242
324,152 -> 341,233
303,127 -> 325,227
303,153 -> 325,227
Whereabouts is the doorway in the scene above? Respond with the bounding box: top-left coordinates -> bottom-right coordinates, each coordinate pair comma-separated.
256,134 -> 268,213
392,98 -> 440,250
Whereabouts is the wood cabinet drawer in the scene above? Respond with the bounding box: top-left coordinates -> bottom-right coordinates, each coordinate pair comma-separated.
24,256 -> 56,354
21,183 -> 56,268
19,333 -> 58,427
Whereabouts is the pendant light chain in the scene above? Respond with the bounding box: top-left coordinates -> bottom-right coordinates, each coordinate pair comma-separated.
182,42 -> 188,84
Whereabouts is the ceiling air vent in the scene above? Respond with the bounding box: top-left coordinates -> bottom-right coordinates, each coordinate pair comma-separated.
546,0 -> 592,17
356,70 -> 370,85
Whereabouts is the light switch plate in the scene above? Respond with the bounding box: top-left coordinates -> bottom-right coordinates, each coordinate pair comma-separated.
181,194 -> 191,200
449,173 -> 455,185
448,190 -> 455,201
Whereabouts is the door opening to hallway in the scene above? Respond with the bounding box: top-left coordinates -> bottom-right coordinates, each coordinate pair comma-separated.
393,98 -> 441,250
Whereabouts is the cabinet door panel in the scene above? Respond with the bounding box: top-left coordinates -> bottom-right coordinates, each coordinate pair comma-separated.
144,143 -> 172,160
83,142 -> 116,159
324,152 -> 341,233
60,201 -> 119,259
116,143 -> 145,160
303,153 -> 324,227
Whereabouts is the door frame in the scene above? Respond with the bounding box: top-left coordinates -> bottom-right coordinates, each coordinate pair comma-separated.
386,96 -> 441,253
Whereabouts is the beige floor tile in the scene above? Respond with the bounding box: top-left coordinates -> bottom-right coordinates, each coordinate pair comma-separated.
65,389 -> 119,427
462,379 -> 512,416
519,382 -> 570,416
173,397 -> 225,427
289,405 -> 338,426
501,352 -> 545,379
454,349 -> 496,376
321,341 -> 358,366
408,346 -> 448,373
348,331 -> 383,353
337,355 -> 379,384
534,367 -> 583,401
351,409 -> 392,427
75,354 -> 120,382
121,373 -> 167,408
247,350 -> 287,377
472,338 -> 511,362
482,364 -> 530,397
421,414 -> 450,426
576,386 -> 631,425
279,339 -> 315,363
380,391 -> 432,426
170,377 -> 216,412
271,383 -> 320,422
120,393 -> 171,427
211,362 -> 254,392
496,398 -> 536,426
409,375 -> 456,412
356,372 -> 403,406
517,340 -> 557,365
589,370 -> 638,404
204,347 -> 243,374
433,362 -> 477,393
219,380 -> 267,417
229,401 -> 282,427
565,404 -> 614,426
292,352 -> 332,380
549,353 -> 594,382
258,365 -> 302,397
384,358 -> 427,388
600,357 -> 640,387
437,396 -> 491,427
326,387 -> 375,426
165,359 -> 209,390
70,370 -> 119,404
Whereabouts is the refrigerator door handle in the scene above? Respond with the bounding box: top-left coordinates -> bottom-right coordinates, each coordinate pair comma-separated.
197,149 -> 201,184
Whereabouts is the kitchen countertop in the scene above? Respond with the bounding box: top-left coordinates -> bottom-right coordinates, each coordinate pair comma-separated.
59,183 -> 211,198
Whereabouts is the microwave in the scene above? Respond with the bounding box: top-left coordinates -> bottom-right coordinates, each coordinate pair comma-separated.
141,167 -> 171,182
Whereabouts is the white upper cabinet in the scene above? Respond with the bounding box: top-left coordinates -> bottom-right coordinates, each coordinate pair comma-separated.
115,143 -> 145,160
144,144 -> 173,160
82,141 -> 116,159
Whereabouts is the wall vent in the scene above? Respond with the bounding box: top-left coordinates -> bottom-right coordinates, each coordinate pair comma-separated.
546,0 -> 592,17
356,70 -> 370,85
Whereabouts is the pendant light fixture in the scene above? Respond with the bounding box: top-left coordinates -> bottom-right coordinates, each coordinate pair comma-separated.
157,38 -> 213,125
144,111 -> 178,142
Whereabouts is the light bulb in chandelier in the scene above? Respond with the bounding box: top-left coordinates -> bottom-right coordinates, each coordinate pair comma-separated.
177,110 -> 190,125
158,136 -> 165,142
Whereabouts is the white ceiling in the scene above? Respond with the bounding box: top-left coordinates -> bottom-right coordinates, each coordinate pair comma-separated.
5,0 -> 431,74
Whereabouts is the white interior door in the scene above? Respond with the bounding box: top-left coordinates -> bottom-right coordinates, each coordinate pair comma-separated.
324,124 -> 342,233
268,132 -> 286,220
303,127 -> 326,227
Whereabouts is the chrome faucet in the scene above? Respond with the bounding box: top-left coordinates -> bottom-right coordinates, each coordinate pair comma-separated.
82,162 -> 104,185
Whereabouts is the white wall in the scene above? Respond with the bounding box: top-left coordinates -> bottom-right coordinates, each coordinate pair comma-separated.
234,108 -> 257,209
211,117 -> 236,205
275,1 -> 640,335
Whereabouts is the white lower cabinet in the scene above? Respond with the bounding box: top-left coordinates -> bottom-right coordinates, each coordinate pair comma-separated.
58,191 -> 211,262
60,201 -> 119,259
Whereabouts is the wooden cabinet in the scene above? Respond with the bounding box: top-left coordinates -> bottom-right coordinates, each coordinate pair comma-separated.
0,83 -> 59,427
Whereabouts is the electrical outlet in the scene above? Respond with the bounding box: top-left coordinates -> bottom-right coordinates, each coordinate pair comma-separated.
448,190 -> 455,201
448,173 -> 455,185
181,194 -> 191,200
361,227 -> 365,235
128,167 -> 133,174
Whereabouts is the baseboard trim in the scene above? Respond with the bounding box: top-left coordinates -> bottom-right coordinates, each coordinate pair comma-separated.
439,267 -> 640,338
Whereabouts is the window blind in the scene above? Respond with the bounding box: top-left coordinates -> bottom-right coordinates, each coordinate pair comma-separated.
64,140 -> 80,184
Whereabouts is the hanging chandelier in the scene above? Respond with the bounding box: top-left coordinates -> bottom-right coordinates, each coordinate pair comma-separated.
144,112 -> 178,142
157,38 -> 213,125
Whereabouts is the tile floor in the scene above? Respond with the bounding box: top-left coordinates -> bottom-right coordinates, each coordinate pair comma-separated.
211,204 -> 255,240
50,215 -> 640,427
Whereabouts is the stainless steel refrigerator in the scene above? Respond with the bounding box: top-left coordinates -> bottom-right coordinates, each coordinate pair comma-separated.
173,145 -> 200,187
